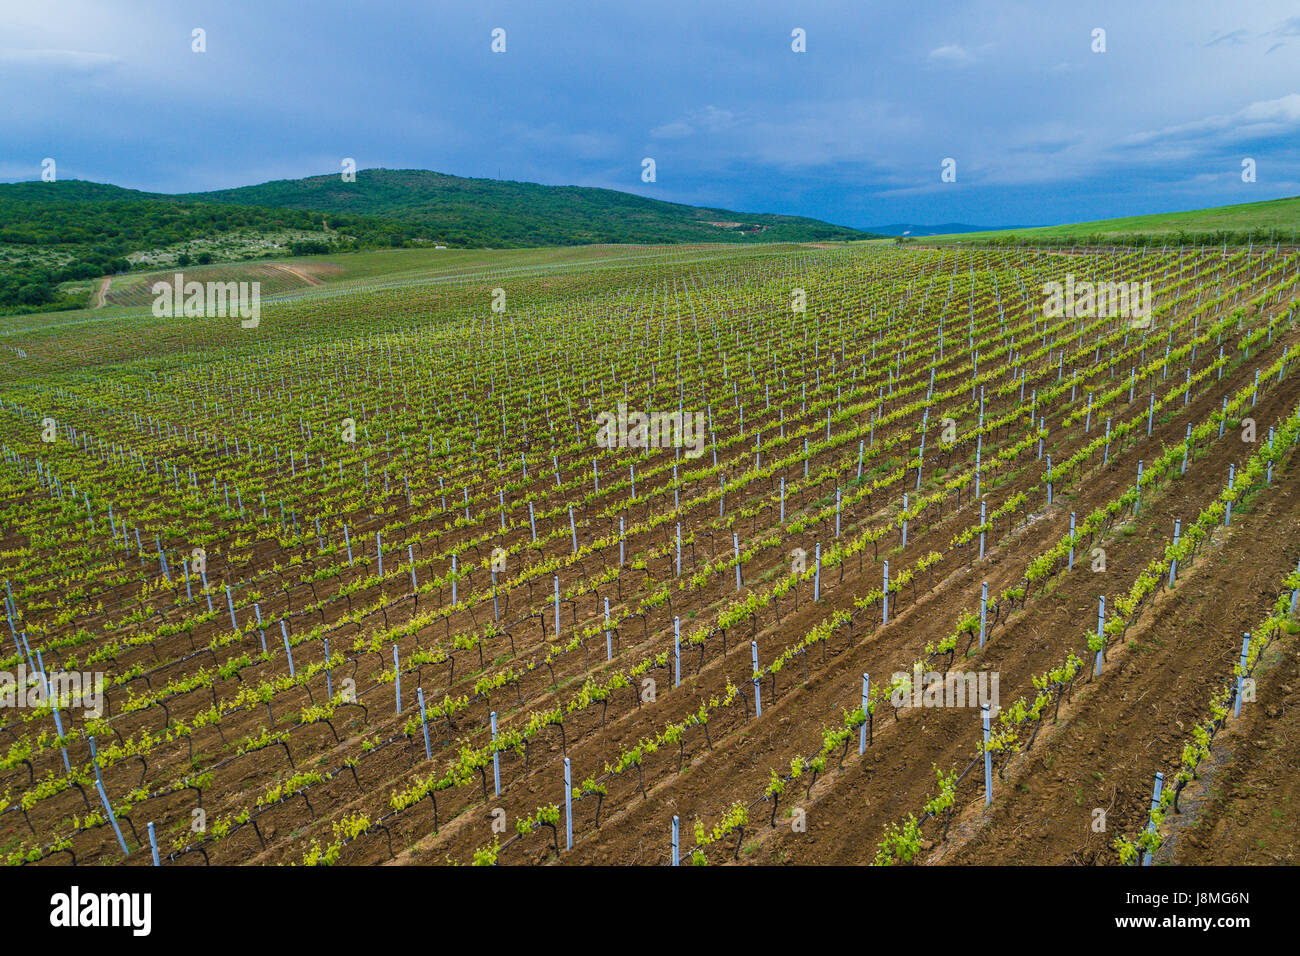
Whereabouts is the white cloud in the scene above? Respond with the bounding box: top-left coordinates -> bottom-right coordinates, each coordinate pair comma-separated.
0,48 -> 119,71
1239,92 -> 1300,123
1122,92 -> 1300,148
649,106 -> 739,140
927,44 -> 973,66
650,120 -> 692,139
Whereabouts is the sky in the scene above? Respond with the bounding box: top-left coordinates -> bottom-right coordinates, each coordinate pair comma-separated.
3,0 -> 1300,229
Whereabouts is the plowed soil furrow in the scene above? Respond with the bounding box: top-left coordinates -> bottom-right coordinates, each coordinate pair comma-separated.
1157,617 -> 1300,865
724,364 -> 1300,866
363,346 -> 1272,865
938,457 -> 1299,864
487,330 -> 1300,866
6,244 -> 1296,871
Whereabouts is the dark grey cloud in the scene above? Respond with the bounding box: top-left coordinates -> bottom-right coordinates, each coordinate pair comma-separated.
2,0 -> 1298,228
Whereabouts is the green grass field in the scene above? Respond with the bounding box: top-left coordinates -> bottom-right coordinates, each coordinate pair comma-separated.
51,242 -> 812,313
21,193 -> 1300,320
927,195 -> 1300,243
7,243 -> 810,356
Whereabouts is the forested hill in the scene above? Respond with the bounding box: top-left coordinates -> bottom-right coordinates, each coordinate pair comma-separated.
0,171 -> 872,312
182,168 -> 873,246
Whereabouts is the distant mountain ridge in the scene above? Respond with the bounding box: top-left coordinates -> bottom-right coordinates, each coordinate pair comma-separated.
173,168 -> 875,246
868,222 -> 1042,236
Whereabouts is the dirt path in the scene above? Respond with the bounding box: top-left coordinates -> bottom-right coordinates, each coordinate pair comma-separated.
93,276 -> 110,308
273,263 -> 324,286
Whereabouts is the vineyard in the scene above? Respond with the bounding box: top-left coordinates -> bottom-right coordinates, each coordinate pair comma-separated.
3,239 -> 1299,867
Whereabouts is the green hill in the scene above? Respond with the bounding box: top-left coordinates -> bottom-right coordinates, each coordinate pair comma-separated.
180,168 -> 869,246
0,170 -> 872,313
0,180 -> 418,313
926,195 -> 1300,244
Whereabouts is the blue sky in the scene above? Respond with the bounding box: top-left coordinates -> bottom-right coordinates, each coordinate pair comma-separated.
3,0 -> 1299,228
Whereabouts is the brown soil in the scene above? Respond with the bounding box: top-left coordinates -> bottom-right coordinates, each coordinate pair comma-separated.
936,459 -> 1298,865
7,246 -> 1297,870
1159,629 -> 1300,864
